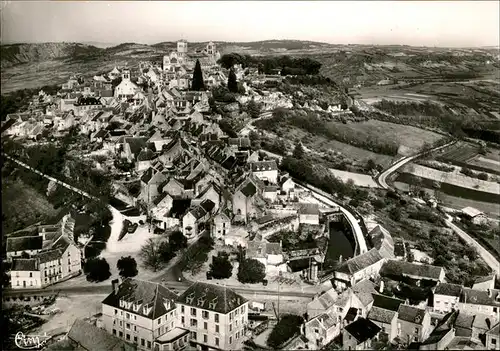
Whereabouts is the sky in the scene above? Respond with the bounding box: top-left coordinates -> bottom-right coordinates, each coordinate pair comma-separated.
1,1 -> 499,47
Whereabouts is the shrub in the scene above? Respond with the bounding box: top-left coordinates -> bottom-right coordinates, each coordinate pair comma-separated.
477,172 -> 489,181
83,258 -> 111,282
117,256 -> 138,278
209,252 -> 233,279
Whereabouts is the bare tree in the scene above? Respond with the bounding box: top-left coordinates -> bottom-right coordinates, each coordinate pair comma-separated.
139,238 -> 163,272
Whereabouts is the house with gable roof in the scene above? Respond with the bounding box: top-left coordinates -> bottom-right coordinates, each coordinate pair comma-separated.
181,201 -> 214,240
246,240 -> 286,274
433,282 -> 463,314
212,212 -> 232,240
370,224 -> 395,259
101,278 -> 181,350
140,167 -> 168,205
249,160 -> 278,184
367,294 -> 405,342
332,248 -> 385,290
458,287 -> 500,320
175,281 -> 248,351
232,174 -> 265,223
10,215 -> 82,289
342,318 -> 381,350
397,304 -> 432,344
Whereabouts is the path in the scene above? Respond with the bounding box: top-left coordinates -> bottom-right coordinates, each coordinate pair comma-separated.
295,180 -> 368,254
373,144 -> 500,275
239,111 -> 273,136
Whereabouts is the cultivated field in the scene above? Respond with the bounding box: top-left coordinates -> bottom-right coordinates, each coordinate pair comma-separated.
436,142 -> 480,163
2,179 -> 59,234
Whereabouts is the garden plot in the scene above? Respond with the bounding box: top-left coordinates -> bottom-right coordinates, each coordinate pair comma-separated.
402,163 -> 500,195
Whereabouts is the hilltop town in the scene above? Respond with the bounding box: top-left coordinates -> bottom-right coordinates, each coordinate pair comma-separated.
1,37 -> 499,351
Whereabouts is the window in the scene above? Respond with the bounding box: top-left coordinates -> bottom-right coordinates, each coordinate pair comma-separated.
134,326 -> 137,332
29,272 -> 33,278
229,336 -> 232,344
141,339 -> 145,347
415,328 -> 419,334
202,310 -> 209,319
126,313 -> 130,319
216,325 -> 219,333
191,332 -> 197,340
147,341 -> 151,349
134,315 -> 137,320
236,332 -> 239,339
215,337 -> 219,346
190,319 -> 197,327
113,320 -> 116,325
204,322 -> 208,330
126,334 -> 130,341
158,317 -> 162,324
119,321 -> 123,326
181,316 -> 185,324
113,329 -> 116,335
204,334 -> 208,343
115,309 -> 118,315
492,338 -> 496,345
215,314 -> 219,323
126,323 -> 130,330
181,306 -> 185,313
235,319 -> 238,326
134,336 -> 137,343
494,307 -> 498,313
119,331 -> 123,338
230,324 -> 232,332
314,328 -> 319,334
348,335 -> 351,340
191,308 -> 196,316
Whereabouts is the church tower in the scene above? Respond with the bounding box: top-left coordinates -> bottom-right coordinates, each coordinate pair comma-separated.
177,39 -> 188,57
122,69 -> 130,81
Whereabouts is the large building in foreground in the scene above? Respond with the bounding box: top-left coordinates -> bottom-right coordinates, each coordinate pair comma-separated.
102,278 -> 248,351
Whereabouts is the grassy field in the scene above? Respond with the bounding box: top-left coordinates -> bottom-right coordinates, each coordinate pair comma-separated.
329,168 -> 379,188
2,179 -> 60,234
283,126 -> 396,167
325,120 -> 444,154
438,193 -> 500,219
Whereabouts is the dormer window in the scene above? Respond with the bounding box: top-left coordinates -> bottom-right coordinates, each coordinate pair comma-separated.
209,297 -> 218,310
186,293 -> 195,305
197,297 -> 205,307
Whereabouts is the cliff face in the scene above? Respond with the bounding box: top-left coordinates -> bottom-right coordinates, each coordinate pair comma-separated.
0,43 -> 103,69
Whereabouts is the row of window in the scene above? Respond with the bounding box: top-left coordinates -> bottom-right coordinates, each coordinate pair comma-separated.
112,330 -> 151,349
182,306 -> 220,322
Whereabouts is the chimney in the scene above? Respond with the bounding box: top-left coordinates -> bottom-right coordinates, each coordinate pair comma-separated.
379,280 -> 385,294
112,279 -> 119,294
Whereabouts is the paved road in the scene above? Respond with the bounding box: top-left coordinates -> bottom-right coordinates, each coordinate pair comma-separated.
3,281 -> 316,299
373,143 -> 500,275
376,141 -> 456,189
295,180 -> 368,254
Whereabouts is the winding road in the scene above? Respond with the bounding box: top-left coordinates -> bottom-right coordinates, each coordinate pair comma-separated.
376,140 -> 456,189
373,142 -> 500,275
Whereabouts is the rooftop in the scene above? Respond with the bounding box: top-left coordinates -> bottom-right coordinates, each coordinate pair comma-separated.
177,282 -> 247,314
397,304 -> 427,325
102,278 -> 178,319
368,306 -> 397,324
6,236 -> 43,253
461,206 -> 484,218
250,160 -> 278,172
435,283 -> 463,297
344,318 -> 381,343
337,248 -> 383,275
67,319 -> 136,351
380,259 -> 444,281
11,258 -> 38,271
299,203 -> 320,216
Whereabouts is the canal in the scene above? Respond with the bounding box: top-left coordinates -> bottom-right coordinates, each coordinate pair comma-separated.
323,218 -> 355,270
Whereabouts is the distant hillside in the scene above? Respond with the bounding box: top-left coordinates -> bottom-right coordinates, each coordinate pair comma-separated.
0,42 -> 105,69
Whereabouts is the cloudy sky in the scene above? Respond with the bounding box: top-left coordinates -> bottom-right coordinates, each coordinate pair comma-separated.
1,1 -> 498,47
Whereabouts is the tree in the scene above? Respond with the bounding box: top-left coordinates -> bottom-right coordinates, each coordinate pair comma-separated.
191,59 -> 205,91
209,252 -> 233,279
227,68 -> 238,93
159,241 -> 176,263
247,98 -> 261,119
117,256 -> 138,278
267,314 -> 304,348
140,238 -> 163,272
237,258 -> 266,284
169,231 -> 187,252
83,258 -> 111,282
365,159 -> 377,172
292,142 -> 305,159
389,206 -> 402,222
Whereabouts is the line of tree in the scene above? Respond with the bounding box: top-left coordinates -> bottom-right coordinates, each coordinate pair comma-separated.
218,53 -> 322,75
